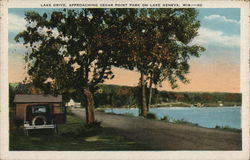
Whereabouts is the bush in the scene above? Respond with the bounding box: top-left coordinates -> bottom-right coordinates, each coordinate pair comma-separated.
161,116 -> 170,122
146,113 -> 157,119
214,125 -> 241,133
85,120 -> 102,129
215,125 -> 221,129
173,119 -> 199,126
66,107 -> 74,115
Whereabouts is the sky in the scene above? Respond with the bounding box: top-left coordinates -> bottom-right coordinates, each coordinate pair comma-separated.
8,8 -> 241,93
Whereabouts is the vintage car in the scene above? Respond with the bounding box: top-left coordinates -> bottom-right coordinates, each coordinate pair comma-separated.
24,104 -> 52,135
14,94 -> 66,136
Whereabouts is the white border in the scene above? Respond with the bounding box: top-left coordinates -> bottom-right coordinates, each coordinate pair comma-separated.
1,0 -> 249,160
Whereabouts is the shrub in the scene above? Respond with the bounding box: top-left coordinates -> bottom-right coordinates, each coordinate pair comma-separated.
173,119 -> 199,126
223,125 -> 230,129
146,113 -> 157,119
214,125 -> 241,133
65,107 -> 74,115
85,120 -> 102,129
161,116 -> 170,122
215,125 -> 221,129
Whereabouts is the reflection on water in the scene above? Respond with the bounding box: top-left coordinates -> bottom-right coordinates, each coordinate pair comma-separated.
104,107 -> 241,129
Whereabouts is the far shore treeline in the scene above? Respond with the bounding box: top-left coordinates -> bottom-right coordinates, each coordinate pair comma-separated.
9,83 -> 241,108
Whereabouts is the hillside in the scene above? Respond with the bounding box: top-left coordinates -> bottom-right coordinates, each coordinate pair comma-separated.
9,83 -> 242,108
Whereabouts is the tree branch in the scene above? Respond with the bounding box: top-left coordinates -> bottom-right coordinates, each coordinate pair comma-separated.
90,65 -> 107,87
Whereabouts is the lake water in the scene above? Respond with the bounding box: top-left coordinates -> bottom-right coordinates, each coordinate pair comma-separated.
104,107 -> 241,129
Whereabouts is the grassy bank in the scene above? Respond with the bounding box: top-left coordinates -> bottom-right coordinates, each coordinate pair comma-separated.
9,114 -> 152,151
97,110 -> 241,133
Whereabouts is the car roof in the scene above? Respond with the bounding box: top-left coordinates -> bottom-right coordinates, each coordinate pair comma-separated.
14,94 -> 62,103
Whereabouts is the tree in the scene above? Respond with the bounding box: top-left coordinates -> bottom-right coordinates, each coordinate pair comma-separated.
15,9 -> 125,124
120,9 -> 205,116
117,9 -> 162,117
9,84 -> 16,108
15,8 -> 205,121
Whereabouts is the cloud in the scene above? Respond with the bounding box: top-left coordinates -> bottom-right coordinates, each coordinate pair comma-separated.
8,13 -> 26,32
204,15 -> 240,24
192,28 -> 240,48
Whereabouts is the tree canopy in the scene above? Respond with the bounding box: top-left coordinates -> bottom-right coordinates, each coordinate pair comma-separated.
113,9 -> 205,116
119,8 -> 205,88
15,8 -> 205,122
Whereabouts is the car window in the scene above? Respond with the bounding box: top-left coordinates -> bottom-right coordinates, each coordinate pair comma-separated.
32,106 -> 47,113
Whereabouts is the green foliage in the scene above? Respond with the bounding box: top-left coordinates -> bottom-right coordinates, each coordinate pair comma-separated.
94,84 -> 140,107
93,84 -> 241,108
9,84 -> 16,108
9,83 -> 241,109
161,116 -> 170,122
117,9 -> 205,89
14,9 -> 129,121
215,125 -> 220,129
173,119 -> 199,127
158,91 -> 241,105
13,9 -> 240,117
14,8 -> 204,107
13,83 -> 31,94
146,113 -> 157,119
214,125 -> 241,133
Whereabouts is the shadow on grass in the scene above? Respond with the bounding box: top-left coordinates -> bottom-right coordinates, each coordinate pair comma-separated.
9,115 -> 152,151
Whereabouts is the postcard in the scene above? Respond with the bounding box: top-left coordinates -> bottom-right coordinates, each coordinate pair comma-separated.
0,0 -> 249,159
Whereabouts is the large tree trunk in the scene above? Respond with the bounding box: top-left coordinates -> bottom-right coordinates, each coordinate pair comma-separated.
83,87 -> 95,124
155,85 -> 159,105
140,72 -> 148,117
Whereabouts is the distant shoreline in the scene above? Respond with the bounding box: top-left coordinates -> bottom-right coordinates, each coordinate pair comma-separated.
150,102 -> 241,108
95,102 -> 241,110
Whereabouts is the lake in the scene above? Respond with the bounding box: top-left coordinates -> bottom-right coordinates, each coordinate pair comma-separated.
104,107 -> 241,129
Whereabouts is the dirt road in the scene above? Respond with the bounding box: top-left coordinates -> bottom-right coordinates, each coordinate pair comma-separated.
72,108 -> 241,150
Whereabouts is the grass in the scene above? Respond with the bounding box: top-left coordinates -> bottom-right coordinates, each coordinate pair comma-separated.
123,112 -> 135,117
97,108 -> 241,133
172,118 -> 199,127
9,114 -> 152,151
214,125 -> 241,133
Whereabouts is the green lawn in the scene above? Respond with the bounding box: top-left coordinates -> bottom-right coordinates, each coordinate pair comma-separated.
9,114 -> 152,151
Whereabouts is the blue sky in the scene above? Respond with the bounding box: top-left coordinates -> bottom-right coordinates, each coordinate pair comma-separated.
198,8 -> 240,36
8,8 -> 241,92
194,8 -> 240,64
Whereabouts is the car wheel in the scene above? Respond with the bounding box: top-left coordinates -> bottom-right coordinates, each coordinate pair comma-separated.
32,115 -> 47,125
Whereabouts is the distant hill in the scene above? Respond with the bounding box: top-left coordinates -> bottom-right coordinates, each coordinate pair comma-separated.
95,84 -> 241,107
9,83 -> 242,108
